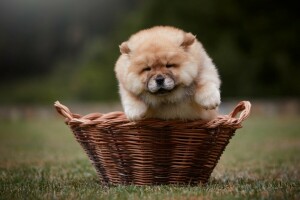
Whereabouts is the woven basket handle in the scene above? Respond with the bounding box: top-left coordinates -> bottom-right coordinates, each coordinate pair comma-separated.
54,101 -> 74,121
228,101 -> 251,124
54,101 -> 105,125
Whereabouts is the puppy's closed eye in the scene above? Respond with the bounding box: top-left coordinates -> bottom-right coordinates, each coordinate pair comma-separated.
166,64 -> 176,68
143,67 -> 151,72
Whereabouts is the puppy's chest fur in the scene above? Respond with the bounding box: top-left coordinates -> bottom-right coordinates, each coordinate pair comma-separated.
144,100 -> 212,120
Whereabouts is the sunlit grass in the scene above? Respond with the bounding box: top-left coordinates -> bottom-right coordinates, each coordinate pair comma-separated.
0,116 -> 299,199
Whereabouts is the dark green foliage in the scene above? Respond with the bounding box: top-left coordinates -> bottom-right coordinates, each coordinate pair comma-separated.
0,0 -> 299,103
119,0 -> 300,98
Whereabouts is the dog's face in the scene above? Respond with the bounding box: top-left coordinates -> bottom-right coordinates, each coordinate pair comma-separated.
116,28 -> 199,105
131,50 -> 189,95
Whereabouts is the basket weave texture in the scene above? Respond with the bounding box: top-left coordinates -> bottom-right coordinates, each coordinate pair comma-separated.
55,101 -> 251,185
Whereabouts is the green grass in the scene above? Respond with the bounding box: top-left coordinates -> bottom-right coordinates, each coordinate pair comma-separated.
0,116 -> 299,199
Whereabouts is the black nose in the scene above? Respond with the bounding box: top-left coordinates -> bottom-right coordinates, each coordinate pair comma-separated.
155,75 -> 165,85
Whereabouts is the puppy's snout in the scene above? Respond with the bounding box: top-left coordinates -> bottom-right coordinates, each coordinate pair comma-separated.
155,75 -> 165,86
147,74 -> 175,93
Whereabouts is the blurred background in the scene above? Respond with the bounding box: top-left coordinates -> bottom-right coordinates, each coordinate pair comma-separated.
0,0 -> 299,115
0,1 -> 299,198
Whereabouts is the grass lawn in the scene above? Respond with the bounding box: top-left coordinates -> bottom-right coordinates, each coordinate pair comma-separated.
0,114 -> 299,199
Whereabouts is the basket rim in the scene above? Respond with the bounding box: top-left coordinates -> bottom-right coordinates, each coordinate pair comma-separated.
54,101 -> 251,129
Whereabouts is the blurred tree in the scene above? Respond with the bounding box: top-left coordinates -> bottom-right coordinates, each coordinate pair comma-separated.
117,0 -> 300,98
0,0 -> 138,81
0,0 -> 299,103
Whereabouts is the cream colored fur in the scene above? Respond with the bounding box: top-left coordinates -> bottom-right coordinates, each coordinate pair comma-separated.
115,26 -> 221,121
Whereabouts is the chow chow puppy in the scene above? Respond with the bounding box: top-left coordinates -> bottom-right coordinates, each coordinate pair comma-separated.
115,26 -> 221,121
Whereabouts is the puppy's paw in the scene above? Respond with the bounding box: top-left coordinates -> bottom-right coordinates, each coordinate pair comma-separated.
124,103 -> 147,121
195,86 -> 221,110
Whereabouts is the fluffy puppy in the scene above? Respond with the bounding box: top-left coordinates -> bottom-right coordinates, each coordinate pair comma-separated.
115,26 -> 221,121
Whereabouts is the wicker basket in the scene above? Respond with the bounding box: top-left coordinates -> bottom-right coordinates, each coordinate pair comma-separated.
54,101 -> 251,185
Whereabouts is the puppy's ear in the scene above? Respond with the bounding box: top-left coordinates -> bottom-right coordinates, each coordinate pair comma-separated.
181,33 -> 196,49
119,42 -> 131,54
